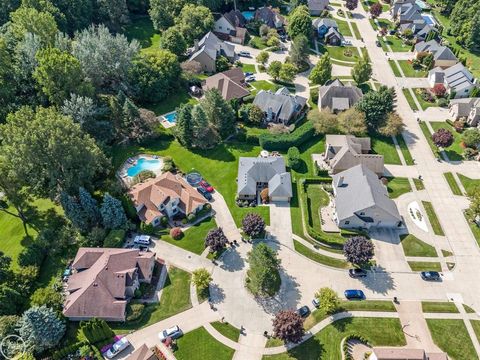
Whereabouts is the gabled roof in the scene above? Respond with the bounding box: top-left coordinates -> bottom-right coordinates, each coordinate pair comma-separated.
449,97 -> 480,118
255,6 -> 285,28
308,0 -> 329,11
312,18 -> 338,29
127,344 -> 159,360
318,79 -> 363,111
415,40 -> 457,61
430,63 -> 475,93
324,27 -> 344,41
223,10 -> 247,28
189,32 -> 235,63
203,68 -> 250,101
253,88 -> 307,122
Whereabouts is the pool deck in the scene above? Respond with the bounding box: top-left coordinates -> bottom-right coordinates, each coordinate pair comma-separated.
159,111 -> 176,129
117,154 -> 164,188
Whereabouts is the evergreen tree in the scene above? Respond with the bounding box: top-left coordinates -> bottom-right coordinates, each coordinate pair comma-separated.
60,192 -> 89,233
0,285 -> 23,315
246,243 -> 281,297
309,53 -> 331,85
192,105 -> 219,149
289,35 -> 310,69
175,104 -> 194,147
201,89 -> 235,139
351,57 -> 372,84
287,5 -> 311,39
78,187 -> 100,228
100,193 -> 127,229
467,11 -> 480,52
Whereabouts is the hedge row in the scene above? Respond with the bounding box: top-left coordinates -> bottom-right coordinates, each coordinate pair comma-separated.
343,334 -> 369,360
79,318 -> 115,344
53,341 -> 87,360
258,121 -> 316,150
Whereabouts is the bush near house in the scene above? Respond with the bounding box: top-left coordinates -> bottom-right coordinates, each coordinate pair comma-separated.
78,318 -> 115,345
258,121 -> 315,150
170,227 -> 183,239
103,229 -> 126,248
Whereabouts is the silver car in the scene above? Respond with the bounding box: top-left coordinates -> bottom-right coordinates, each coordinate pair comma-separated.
158,325 -> 183,342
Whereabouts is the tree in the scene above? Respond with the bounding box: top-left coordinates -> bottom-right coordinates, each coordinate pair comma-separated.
432,128 -> 454,148
309,109 -> 339,134
287,5 -> 312,39
201,89 -> 236,139
246,243 -> 281,296
0,38 -> 16,122
0,285 -> 23,315
205,227 -> 228,253
78,187 -> 100,228
100,194 -> 127,230
289,35 -> 310,69
466,10 -> 480,52
0,107 -> 108,199
60,192 -> 89,233
355,86 -> 396,130
272,310 -> 305,343
175,104 -> 194,147
337,108 -> 367,135
192,105 -> 219,149
462,128 -> 480,148
30,286 -> 64,311
9,6 -> 58,46
175,4 -> 214,45
256,51 -> 270,66
0,315 -> 20,340
309,54 -> 331,85
287,147 -> 302,170
315,287 -> 339,314
0,252 -> 13,285
242,213 -> 266,238
379,112 -> 404,136
267,35 -> 280,48
432,83 -> 446,97
268,61 -> 282,80
159,26 -> 187,56
61,94 -> 99,127
192,268 -> 212,290
279,63 -> 297,83
215,55 -> 230,72
346,0 -> 358,10
370,3 -> 382,17
351,57 -> 372,85
96,0 -> 129,31
149,0 -> 186,30
17,306 -> 66,353
343,236 -> 374,265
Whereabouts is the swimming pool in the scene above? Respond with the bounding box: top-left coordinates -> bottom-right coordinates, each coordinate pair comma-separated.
163,111 -> 177,124
421,14 -> 436,26
415,0 -> 431,9
242,11 -> 255,21
127,158 -> 162,177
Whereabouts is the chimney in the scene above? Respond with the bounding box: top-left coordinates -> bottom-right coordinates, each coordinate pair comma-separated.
194,39 -> 199,52
337,176 -> 345,187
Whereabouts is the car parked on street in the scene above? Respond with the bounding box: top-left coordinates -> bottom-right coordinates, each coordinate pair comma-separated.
297,305 -> 310,317
159,325 -> 183,342
238,51 -> 251,57
105,337 -> 130,359
421,271 -> 441,281
199,180 -> 214,193
197,186 -> 212,201
349,268 -> 367,278
344,289 -> 365,300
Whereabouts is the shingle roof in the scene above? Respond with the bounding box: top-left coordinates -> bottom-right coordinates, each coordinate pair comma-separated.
318,79 -> 363,111
429,63 -> 474,93
189,32 -> 235,63
308,0 -> 329,11
127,344 -> 158,360
255,7 -> 285,28
223,10 -> 247,28
312,18 -> 338,29
203,68 -> 250,101
415,40 -> 457,61
324,27 -> 344,41
253,88 -> 307,123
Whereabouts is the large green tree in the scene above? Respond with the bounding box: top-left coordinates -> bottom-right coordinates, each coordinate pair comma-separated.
309,53 -> 331,85
201,89 -> 236,139
175,103 -> 194,147
175,4 -> 214,44
287,5 -> 311,39
279,63 -> 297,83
246,243 -> 281,297
100,193 -> 127,229
9,6 -> 58,45
159,26 -> 187,56
268,61 -> 282,80
149,0 -> 186,30
0,38 -> 16,122
192,105 -> 219,149
351,57 -> 372,85
355,86 -> 396,130
289,35 -> 310,69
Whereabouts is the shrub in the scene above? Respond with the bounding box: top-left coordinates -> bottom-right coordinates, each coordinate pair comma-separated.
272,310 -> 305,343
187,213 -> 196,222
140,222 -> 155,234
343,236 -> 374,265
162,156 -> 175,172
310,87 -> 319,104
432,83 -> 446,97
242,213 -> 266,238
103,229 -> 126,248
437,97 -> 448,107
78,318 -> 114,344
126,303 -> 145,321
464,147 -> 478,160
462,128 -> 480,148
132,170 -> 156,184
432,128 -> 454,148
287,146 -> 302,170
259,121 -> 315,150
170,227 -> 183,239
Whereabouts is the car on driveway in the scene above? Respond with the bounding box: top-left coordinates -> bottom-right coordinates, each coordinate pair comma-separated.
344,289 -> 365,300
105,337 -> 130,359
297,305 -> 310,317
421,271 -> 441,281
245,75 -> 256,82
349,268 -> 367,278
312,298 -> 320,308
197,186 -> 212,201
199,180 -> 214,193
134,235 -> 151,245
244,72 -> 253,77
159,325 -> 183,342
238,51 -> 251,57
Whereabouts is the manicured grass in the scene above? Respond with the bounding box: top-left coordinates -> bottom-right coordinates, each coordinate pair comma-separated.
465,212 -> 480,247
413,178 -> 425,191
429,122 -> 464,161
211,321 -> 241,342
402,88 -> 419,111
294,240 -> 349,269
397,60 -> 427,77
388,60 -> 401,77
382,36 -> 412,52
419,121 -> 440,158
339,300 -> 396,312
111,267 -> 192,333
123,17 -> 161,54
400,234 -> 437,257
335,18 -> 353,37
250,80 -> 281,96
249,36 -> 268,50
175,326 -> 235,360
464,304 -> 476,313
441,249 -> 453,257
319,44 -> 360,63
472,320 -> 480,343
427,319 -> 478,360
408,261 -> 442,272
421,301 -> 459,313
266,337 -> 284,347
422,201 -> 444,236
412,89 -> 438,110
457,174 -> 480,195
158,217 -> 217,255
371,133 -> 402,165
443,172 -> 462,195
239,62 -> 256,74
263,317 -> 406,359
145,88 -> 198,115
306,184 -> 329,232
112,140 -> 270,227
386,177 -> 411,199
351,22 -> 361,40
396,135 -> 414,165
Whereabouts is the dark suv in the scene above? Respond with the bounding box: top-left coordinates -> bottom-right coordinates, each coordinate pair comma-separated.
421,271 -> 441,281
349,268 -> 367,278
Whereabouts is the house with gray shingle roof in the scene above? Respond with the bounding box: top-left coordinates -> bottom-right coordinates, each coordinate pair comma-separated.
449,98 -> 480,126
312,18 -> 338,37
428,63 -> 476,98
414,40 -> 458,69
203,67 -> 250,101
213,10 -> 248,44
237,156 -> 292,202
332,164 -> 402,229
308,0 -> 329,15
188,32 -> 235,73
318,79 -> 363,113
255,6 -> 285,29
253,87 -> 307,124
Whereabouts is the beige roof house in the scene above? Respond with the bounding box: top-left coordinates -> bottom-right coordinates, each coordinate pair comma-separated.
127,344 -> 160,360
318,79 -> 363,112
449,97 -> 480,126
203,68 -> 250,101
128,172 -> 207,225
64,248 -> 155,321
369,348 -> 448,360
323,135 -> 384,175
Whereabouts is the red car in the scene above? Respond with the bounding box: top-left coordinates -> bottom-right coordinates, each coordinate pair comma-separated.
199,180 -> 214,193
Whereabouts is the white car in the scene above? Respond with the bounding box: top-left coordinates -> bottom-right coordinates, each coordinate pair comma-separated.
134,235 -> 151,245
245,75 -> 256,82
342,40 -> 352,46
238,51 -> 251,57
105,337 -> 130,359
158,325 -> 183,342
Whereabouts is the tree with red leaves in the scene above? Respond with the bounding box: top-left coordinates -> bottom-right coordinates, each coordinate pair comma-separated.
343,236 -> 374,265
170,227 -> 183,240
242,213 -> 266,238
346,0 -> 358,10
432,128 -> 454,148
370,3 -> 382,18
204,227 -> 228,253
432,83 -> 446,98
272,310 -> 305,343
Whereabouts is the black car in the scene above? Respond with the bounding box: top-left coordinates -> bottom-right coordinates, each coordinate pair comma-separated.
197,187 -> 212,201
421,271 -> 441,281
375,40 -> 381,47
297,305 -> 310,318
349,268 -> 367,278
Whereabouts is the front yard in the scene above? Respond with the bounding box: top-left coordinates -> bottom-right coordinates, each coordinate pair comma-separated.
429,122 -> 464,161
457,174 -> 480,194
381,36 -> 412,52
370,134 -> 402,165
318,44 -> 361,63
389,60 -> 427,77
422,200 -> 445,236
175,326 -> 235,360
386,177 -> 412,199
400,234 -> 437,257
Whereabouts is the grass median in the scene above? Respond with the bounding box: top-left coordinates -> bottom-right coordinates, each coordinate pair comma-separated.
422,201 -> 445,236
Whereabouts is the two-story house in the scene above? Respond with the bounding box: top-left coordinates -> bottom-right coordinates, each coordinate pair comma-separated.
253,87 -> 307,124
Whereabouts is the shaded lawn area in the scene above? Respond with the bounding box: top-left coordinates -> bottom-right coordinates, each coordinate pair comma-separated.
175,327 -> 235,360
370,134 -> 402,165
396,134 -> 415,165
408,261 -> 441,272
294,240 -> 348,269
211,321 -> 241,342
422,201 -> 444,236
457,174 -> 480,195
111,267 -> 192,334
382,36 -> 411,52
443,172 -> 462,195
419,121 -> 439,158
112,140 -> 270,227
421,301 -> 459,313
429,122 -> 464,161
239,62 -> 256,74
426,319 -> 478,360
413,178 -> 425,190
400,234 -> 437,257
413,90 -> 438,111
397,60 -> 427,77
465,212 -> 480,247
123,17 -> 161,54
306,184 -> 329,231
386,177 -> 411,199
335,18 -> 353,37
402,88 -> 419,111
263,317 -> 406,360
144,88 -> 198,116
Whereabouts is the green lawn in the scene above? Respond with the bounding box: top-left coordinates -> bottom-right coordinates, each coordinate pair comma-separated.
306,184 -> 329,232
464,304 -> 476,313
263,317 -> 406,360
396,135 -> 414,165
175,327 -> 235,360
386,177 -> 411,199
320,45 -> 361,63
402,89 -> 419,111
400,234 -> 437,257
145,88 -> 198,115
382,36 -> 412,52
408,261 -> 442,272
397,60 -> 427,77
413,178 -> 425,191
429,122 -> 464,161
413,90 -> 438,110
249,36 -> 268,50
388,60 -> 401,77
239,62 -> 256,74
335,18 -> 353,37
457,174 -> 480,194
419,121 -> 440,158
371,134 -> 402,165
427,319 -> 478,360
351,22 -> 361,40
472,320 -> 480,343
421,301 -> 459,313
112,140 -> 270,227
294,240 -> 349,269
123,17 -> 161,55
211,321 -> 241,342
465,212 -> 480,247
422,200 -> 444,236
111,267 -> 192,333
443,172 -> 463,195
158,217 -> 217,254
266,337 -> 285,347
250,80 -> 281,96
441,249 -> 453,257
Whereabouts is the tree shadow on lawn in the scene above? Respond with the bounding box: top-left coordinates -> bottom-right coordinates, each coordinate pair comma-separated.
358,265 -> 396,295
285,336 -> 324,359
443,149 -> 463,162
189,142 -> 237,162
331,316 -> 353,332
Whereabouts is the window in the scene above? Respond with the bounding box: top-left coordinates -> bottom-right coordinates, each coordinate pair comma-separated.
345,221 -> 350,225
360,212 -> 365,216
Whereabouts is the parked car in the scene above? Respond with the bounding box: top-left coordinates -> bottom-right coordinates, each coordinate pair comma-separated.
238,51 -> 251,57
344,289 -> 365,300
199,180 -> 214,193
245,75 -> 256,82
420,271 -> 441,281
375,40 -> 381,47
197,187 -> 212,201
244,72 -> 253,77
297,305 -> 310,318
389,29 -> 396,35
312,298 -> 320,308
105,337 -> 130,359
134,235 -> 151,245
349,268 -> 367,278
159,325 -> 183,342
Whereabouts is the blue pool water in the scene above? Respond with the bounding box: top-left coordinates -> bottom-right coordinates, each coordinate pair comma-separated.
163,111 -> 177,123
421,14 -> 435,25
242,11 -> 255,21
127,158 -> 162,177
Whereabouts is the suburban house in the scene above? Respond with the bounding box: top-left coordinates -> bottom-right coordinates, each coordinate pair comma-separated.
414,40 -> 458,69
332,164 -> 403,229
391,0 -> 422,23
255,6 -> 285,29
308,0 -> 329,15
63,248 -> 156,322
253,87 -> 307,124
449,97 -> 480,126
213,10 -> 248,44
237,156 -> 292,202
312,18 -> 338,37
428,63 -> 476,98
369,347 -> 447,360
323,135 -> 384,175
318,79 -> 363,112
324,27 -> 344,45
128,171 -> 207,226
127,344 -> 161,360
188,32 -> 235,73
399,20 -> 434,40
203,67 -> 250,101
